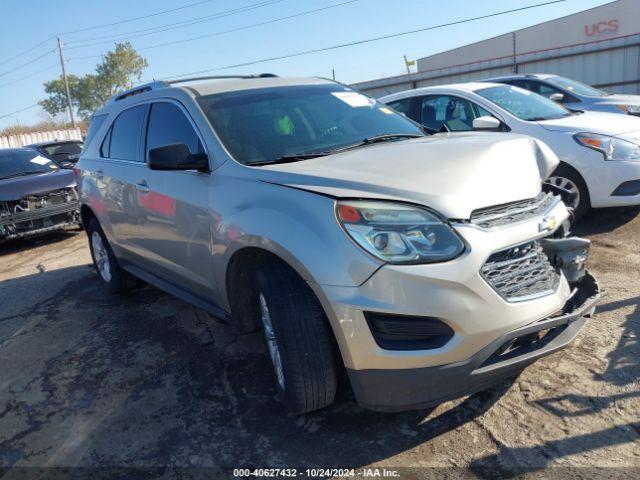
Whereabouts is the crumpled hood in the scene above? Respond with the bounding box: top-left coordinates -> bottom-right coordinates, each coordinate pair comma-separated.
539,111 -> 640,136
255,133 -> 556,219
592,94 -> 640,107
0,170 -> 76,201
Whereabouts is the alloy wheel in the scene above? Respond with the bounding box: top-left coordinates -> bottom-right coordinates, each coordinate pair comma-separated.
549,175 -> 581,209
91,231 -> 112,283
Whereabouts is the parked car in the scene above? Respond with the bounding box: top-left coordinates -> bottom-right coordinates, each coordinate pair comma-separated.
483,74 -> 640,116
0,148 -> 80,242
27,139 -> 83,169
381,83 -> 640,219
77,76 -> 599,414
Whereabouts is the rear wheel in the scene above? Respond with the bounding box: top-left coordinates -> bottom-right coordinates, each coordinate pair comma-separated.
549,164 -> 590,220
255,260 -> 338,414
86,219 -> 135,294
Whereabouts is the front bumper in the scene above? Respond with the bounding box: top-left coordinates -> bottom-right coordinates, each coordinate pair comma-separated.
578,151 -> 640,208
0,202 -> 80,241
347,272 -> 599,411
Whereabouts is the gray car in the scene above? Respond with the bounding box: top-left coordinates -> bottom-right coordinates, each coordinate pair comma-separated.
484,74 -> 640,116
77,75 -> 599,414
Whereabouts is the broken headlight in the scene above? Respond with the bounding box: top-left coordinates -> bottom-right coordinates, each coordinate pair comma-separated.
336,201 -> 465,264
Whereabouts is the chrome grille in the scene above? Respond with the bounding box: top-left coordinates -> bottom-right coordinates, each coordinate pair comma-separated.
470,192 -> 557,229
481,241 -> 559,302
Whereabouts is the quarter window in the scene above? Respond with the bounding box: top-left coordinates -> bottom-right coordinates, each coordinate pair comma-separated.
146,102 -> 204,158
107,105 -> 146,161
84,114 -> 107,148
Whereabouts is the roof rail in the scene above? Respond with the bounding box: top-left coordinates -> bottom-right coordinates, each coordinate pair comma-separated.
108,81 -> 168,104
168,73 -> 278,85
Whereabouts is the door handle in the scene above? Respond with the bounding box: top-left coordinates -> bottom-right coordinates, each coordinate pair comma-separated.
135,180 -> 150,194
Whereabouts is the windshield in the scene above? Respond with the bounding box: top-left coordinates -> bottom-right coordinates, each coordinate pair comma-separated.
0,149 -> 58,180
197,84 -> 424,165
477,85 -> 572,121
546,76 -> 608,97
42,142 -> 82,156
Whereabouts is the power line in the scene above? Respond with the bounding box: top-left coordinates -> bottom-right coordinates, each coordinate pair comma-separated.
138,0 -> 359,52
60,0 -> 220,35
67,0 -> 359,59
164,0 -> 569,79
0,103 -> 40,121
0,36 -> 55,69
0,0 -> 224,67
66,0 -> 285,48
0,50 -> 56,79
0,64 -> 58,89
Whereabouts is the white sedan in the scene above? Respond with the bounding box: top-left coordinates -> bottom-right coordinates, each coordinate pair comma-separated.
381,83 -> 640,218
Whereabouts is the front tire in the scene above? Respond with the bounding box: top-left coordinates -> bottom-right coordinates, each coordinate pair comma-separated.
548,164 -> 590,220
86,218 -> 134,294
255,260 -> 338,415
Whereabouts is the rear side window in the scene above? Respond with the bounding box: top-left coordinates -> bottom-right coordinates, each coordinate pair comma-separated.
106,105 -> 146,161
146,102 -> 204,157
84,114 -> 107,148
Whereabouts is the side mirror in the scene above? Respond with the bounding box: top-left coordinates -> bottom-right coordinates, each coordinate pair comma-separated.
549,93 -> 565,103
148,143 -> 209,172
472,116 -> 501,131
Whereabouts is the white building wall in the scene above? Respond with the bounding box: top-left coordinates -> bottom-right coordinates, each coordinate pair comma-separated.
353,0 -> 640,97
0,128 -> 82,149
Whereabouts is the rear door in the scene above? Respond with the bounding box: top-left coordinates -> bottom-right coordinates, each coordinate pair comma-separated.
134,100 -> 216,299
97,104 -> 149,259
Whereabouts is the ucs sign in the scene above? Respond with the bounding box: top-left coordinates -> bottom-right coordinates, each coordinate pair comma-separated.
585,19 -> 619,37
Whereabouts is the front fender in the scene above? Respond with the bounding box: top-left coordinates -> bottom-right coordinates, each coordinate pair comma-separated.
212,186 -> 382,309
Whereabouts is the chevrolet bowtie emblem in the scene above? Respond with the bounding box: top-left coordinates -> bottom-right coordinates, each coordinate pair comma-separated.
539,215 -> 558,233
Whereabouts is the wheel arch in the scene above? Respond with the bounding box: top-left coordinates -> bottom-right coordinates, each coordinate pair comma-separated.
80,204 -> 97,226
223,245 -> 344,350
224,244 -> 323,327
551,161 -> 592,203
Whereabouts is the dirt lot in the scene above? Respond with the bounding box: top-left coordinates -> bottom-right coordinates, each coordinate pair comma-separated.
0,207 -> 639,479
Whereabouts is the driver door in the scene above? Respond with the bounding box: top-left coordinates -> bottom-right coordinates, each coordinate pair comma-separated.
134,100 -> 216,299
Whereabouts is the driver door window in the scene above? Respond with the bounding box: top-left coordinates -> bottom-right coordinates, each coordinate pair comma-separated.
419,95 -> 477,132
146,102 -> 205,160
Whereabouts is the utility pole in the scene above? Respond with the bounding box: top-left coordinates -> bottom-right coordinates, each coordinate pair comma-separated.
57,36 -> 76,129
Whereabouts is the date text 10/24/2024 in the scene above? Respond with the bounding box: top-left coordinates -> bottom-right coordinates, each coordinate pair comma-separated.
233,468 -> 401,478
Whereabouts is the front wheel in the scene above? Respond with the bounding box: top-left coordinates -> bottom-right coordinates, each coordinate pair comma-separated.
255,260 -> 338,414
548,164 -> 590,220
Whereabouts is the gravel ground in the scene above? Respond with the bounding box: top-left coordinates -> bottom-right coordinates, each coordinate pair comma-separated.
0,207 -> 638,479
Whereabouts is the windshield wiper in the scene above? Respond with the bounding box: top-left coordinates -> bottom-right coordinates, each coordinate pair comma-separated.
247,133 -> 424,166
333,133 -> 425,153
246,152 -> 330,166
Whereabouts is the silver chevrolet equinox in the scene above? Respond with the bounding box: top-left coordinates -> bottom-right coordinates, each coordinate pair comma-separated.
77,75 -> 599,414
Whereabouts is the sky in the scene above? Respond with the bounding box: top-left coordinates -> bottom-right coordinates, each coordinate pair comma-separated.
0,0 -> 613,129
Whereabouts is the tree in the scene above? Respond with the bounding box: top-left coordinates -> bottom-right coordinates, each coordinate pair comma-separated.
40,42 -> 148,120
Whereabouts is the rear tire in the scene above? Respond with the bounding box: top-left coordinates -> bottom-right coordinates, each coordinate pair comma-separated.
255,260 -> 338,415
86,219 -> 135,294
549,164 -> 590,221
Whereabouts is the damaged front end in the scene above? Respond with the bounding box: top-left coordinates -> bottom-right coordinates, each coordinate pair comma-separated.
0,187 -> 80,242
